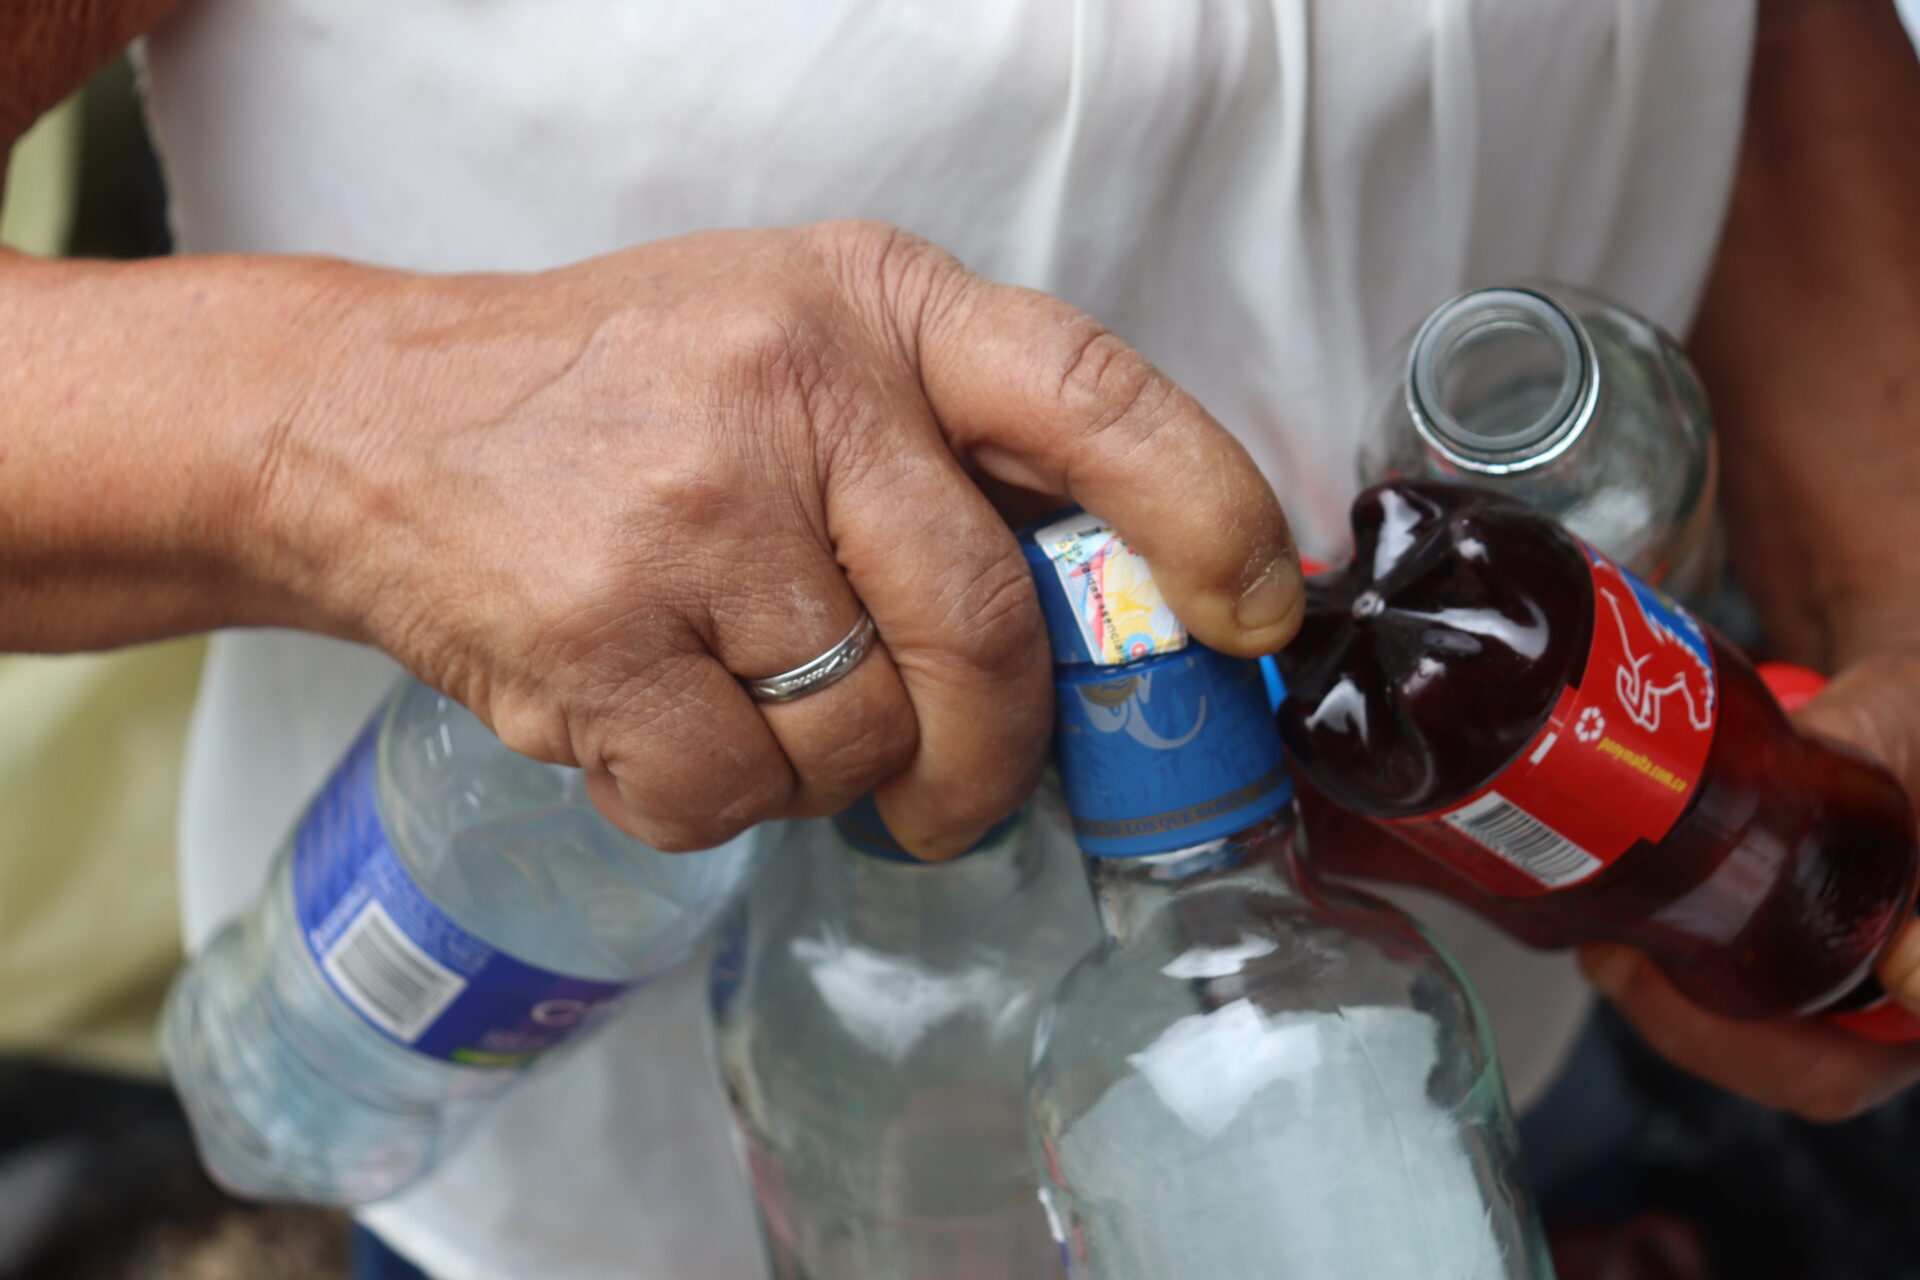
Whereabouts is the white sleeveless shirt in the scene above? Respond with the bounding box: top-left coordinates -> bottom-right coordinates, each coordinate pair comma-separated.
143,4 -> 1752,1277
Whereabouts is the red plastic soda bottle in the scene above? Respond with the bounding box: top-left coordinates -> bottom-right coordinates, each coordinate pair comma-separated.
1275,480 -> 1920,1041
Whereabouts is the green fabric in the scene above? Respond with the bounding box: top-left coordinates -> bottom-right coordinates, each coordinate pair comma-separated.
0,642 -> 204,1076
2,94 -> 81,256
2,92 -> 205,1079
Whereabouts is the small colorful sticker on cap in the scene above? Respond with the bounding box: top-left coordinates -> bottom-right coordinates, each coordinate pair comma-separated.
1033,511 -> 1186,666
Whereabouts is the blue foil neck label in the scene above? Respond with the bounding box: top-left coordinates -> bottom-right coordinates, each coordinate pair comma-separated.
292,715 -> 630,1067
1054,647 -> 1293,857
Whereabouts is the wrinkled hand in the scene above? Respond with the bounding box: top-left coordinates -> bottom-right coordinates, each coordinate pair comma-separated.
1581,655 -> 1920,1121
266,221 -> 1298,857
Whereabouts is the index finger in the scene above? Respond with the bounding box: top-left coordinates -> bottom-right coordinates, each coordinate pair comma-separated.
915,278 -> 1302,657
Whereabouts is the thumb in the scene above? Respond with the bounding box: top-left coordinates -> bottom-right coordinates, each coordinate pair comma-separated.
1786,653 -> 1920,1018
915,274 -> 1301,658
1788,653 -> 1920,799
1881,920 -> 1920,1021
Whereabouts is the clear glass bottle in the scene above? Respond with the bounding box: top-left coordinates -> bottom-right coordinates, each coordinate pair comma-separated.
1359,281 -> 1724,614
161,677 -> 762,1204
1020,510 -> 1554,1280
712,794 -> 1098,1279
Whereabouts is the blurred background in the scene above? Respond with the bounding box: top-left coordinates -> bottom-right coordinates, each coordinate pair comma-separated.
5,22 -> 1920,1280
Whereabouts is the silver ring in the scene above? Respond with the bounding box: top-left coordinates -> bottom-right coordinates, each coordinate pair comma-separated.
743,610 -> 879,704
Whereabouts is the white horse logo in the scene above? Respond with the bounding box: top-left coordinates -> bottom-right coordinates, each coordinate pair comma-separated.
1601,588 -> 1713,735
1077,671 -> 1208,750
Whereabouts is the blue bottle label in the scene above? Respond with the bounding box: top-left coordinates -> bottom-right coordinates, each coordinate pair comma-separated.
1054,647 -> 1293,857
292,714 -> 631,1066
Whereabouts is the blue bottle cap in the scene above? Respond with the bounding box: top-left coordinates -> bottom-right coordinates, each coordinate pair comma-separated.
1019,509 -> 1293,857
831,793 -> 1024,863
1260,653 -> 1289,713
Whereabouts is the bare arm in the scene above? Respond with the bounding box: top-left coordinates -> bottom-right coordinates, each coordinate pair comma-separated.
0,0 -> 299,648
1693,0 -> 1920,671
1583,0 -> 1920,1119
0,250 -> 426,649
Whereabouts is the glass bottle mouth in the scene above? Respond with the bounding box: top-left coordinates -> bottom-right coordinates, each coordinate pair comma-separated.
1406,287 -> 1598,474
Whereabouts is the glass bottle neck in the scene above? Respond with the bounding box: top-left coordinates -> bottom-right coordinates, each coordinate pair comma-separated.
832,810 -> 1049,946
1408,286 -> 1597,475
1084,807 -> 1304,947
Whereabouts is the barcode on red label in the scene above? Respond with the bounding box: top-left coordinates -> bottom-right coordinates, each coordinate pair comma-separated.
322,899 -> 467,1043
1443,791 -> 1602,889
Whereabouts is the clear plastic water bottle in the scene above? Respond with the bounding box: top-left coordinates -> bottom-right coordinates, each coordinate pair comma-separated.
1020,511 -> 1554,1280
161,677 -> 762,1204
1359,281 -> 1726,616
712,793 -> 1098,1279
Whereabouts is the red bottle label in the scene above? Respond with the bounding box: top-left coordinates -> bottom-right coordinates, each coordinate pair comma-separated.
1827,994 -> 1920,1044
1388,544 -> 1719,896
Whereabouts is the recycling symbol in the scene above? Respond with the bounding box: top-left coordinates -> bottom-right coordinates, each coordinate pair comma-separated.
1575,707 -> 1606,744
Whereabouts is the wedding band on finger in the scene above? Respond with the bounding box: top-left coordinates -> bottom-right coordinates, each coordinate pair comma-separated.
742,609 -> 880,704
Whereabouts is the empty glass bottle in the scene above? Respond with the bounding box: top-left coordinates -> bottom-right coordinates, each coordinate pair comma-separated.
712,794 -> 1099,1279
1359,281 -> 1724,614
1020,509 -> 1554,1280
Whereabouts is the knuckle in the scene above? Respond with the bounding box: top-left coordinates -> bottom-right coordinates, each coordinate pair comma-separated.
719,761 -> 798,829
523,595 -> 697,717
952,553 -> 1046,678
638,447 -> 753,532
799,217 -> 920,264
800,698 -> 919,800
486,693 -> 576,768
1051,320 -> 1172,441
630,762 -> 792,853
708,285 -> 868,449
801,219 -> 941,288
799,219 -> 969,342
712,290 -> 827,387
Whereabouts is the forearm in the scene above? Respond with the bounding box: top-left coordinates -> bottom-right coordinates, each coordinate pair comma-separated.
0,247 -> 563,653
1691,0 -> 1920,666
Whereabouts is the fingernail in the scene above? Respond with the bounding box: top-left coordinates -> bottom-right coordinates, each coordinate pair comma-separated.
1579,944 -> 1637,1000
1235,559 -> 1299,634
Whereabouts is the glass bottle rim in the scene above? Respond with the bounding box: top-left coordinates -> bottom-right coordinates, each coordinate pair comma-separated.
1405,286 -> 1599,475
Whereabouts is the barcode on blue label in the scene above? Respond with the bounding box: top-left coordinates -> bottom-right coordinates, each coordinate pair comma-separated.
322,899 -> 467,1043
1444,791 -> 1602,889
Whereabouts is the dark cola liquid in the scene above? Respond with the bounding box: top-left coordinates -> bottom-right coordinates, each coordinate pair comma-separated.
1278,481 -> 1919,1022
